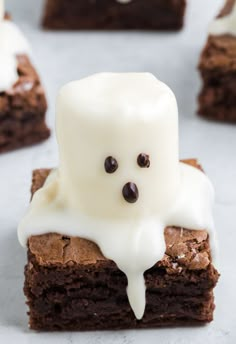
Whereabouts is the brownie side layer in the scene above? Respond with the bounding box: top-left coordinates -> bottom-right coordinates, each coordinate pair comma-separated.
198,0 -> 236,122
24,160 -> 219,331
42,0 -> 186,30
0,55 -> 50,153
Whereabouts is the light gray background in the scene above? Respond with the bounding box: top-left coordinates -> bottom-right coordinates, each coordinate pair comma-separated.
0,0 -> 235,343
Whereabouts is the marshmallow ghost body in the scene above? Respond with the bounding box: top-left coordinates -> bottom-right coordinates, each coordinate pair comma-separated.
18,73 -> 216,319
56,73 -> 180,219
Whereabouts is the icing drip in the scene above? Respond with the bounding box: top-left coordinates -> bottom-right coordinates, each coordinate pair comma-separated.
209,1 -> 236,36
18,73 -> 216,319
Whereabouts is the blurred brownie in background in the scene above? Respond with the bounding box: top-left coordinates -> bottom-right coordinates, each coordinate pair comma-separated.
198,0 -> 236,122
0,14 -> 50,153
0,55 -> 50,153
42,0 -> 187,30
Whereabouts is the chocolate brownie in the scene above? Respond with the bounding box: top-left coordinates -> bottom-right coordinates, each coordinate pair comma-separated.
24,159 -> 219,331
198,0 -> 236,122
42,0 -> 187,31
0,55 -> 50,153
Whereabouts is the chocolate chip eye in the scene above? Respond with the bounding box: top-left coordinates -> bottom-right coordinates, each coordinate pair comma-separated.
137,153 -> 150,168
104,156 -> 118,174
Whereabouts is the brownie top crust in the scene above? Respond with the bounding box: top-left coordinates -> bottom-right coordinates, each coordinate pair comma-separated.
199,35 -> 236,72
29,228 -> 210,271
28,160 -> 213,272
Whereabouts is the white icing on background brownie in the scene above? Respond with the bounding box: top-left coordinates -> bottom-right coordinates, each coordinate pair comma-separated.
18,73 -> 216,320
0,53 -> 18,92
0,20 -> 30,56
0,0 -> 30,92
209,1 -> 236,36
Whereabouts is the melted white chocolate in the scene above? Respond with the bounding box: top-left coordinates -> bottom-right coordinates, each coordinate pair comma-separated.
18,73 -> 216,319
209,1 -> 236,36
0,18 -> 30,92
0,53 -> 18,92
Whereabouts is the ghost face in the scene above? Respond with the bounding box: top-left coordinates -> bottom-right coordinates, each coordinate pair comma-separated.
105,153 -> 155,204
57,110 -> 180,220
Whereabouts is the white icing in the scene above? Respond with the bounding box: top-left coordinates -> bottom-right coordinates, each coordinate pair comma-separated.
0,20 -> 30,56
0,53 -> 18,92
0,19 -> 31,92
18,73 -> 216,320
209,1 -> 236,36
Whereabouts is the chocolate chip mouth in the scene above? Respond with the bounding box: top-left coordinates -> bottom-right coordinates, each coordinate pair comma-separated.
122,182 -> 139,203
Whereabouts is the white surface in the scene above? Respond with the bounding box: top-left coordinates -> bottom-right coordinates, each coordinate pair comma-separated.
0,0 -> 235,343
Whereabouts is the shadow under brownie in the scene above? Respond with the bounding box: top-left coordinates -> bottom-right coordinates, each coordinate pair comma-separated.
0,55 -> 50,153
24,160 -> 219,331
42,0 -> 186,31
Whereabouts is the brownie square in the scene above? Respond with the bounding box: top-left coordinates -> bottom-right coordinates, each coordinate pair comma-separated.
23,160 -> 219,331
0,55 -> 50,153
42,0 -> 187,31
198,0 -> 236,122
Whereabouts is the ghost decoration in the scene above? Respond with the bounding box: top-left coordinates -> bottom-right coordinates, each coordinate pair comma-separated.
18,73 -> 216,320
